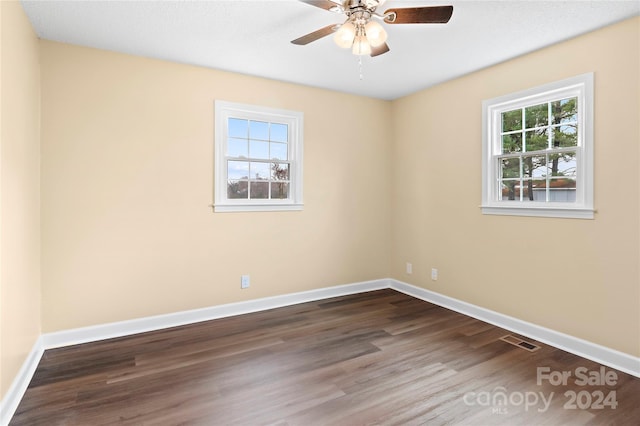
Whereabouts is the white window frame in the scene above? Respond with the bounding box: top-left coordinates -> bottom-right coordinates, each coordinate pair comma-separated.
481,73 -> 594,219
214,101 -> 303,212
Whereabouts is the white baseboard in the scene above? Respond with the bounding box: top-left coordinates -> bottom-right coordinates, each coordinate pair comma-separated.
390,279 -> 640,378
41,278 -> 390,349
3,277 -> 638,425
0,339 -> 44,426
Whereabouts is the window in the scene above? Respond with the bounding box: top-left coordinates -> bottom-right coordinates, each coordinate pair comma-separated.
482,73 -> 594,219
214,101 -> 303,212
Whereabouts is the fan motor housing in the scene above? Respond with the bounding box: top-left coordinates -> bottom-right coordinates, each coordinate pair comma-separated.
346,0 -> 380,12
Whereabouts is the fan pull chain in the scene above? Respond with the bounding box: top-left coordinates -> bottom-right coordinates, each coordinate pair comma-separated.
358,56 -> 364,80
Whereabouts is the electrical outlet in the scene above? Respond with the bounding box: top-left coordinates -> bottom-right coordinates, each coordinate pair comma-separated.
431,268 -> 438,281
241,275 -> 250,289
406,262 -> 412,274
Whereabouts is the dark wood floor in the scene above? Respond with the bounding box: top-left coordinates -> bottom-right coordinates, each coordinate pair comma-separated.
10,289 -> 640,425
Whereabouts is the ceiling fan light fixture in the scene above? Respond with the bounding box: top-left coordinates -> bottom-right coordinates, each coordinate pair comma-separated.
292,1 -> 454,59
333,21 -> 356,48
364,20 -> 387,47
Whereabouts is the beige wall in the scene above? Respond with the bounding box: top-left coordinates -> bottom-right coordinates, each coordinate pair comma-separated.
391,17 -> 640,357
39,41 -> 392,332
0,1 -> 42,398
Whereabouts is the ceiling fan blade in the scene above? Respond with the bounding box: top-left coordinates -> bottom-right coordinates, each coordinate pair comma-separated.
370,43 -> 390,57
291,24 -> 338,45
298,0 -> 341,12
384,5 -> 453,24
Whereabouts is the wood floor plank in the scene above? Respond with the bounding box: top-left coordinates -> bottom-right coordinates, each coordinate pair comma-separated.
9,289 -> 640,425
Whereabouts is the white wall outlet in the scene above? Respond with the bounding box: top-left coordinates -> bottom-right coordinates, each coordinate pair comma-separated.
241,275 -> 250,289
406,262 -> 412,274
431,268 -> 438,281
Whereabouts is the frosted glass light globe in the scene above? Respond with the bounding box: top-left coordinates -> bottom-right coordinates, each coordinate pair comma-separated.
351,35 -> 372,55
365,20 -> 387,47
333,22 -> 356,48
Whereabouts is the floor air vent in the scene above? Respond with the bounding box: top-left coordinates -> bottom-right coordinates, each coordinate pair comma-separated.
500,335 -> 541,352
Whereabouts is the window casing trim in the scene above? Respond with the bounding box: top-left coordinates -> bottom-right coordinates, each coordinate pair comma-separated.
481,73 -> 594,219
214,101 -> 303,212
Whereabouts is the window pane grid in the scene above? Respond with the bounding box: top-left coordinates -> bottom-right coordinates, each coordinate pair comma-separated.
500,97 -> 579,155
497,95 -> 578,204
497,149 -> 577,202
226,159 -> 290,200
227,119 -> 289,160
225,116 -> 291,201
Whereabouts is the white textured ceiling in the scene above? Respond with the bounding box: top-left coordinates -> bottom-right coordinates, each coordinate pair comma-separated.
20,0 -> 640,100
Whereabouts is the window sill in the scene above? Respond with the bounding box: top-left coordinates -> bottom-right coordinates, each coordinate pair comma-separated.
481,205 -> 595,219
214,203 -> 304,213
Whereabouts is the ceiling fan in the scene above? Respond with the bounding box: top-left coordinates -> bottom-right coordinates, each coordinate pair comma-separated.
291,0 -> 453,57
